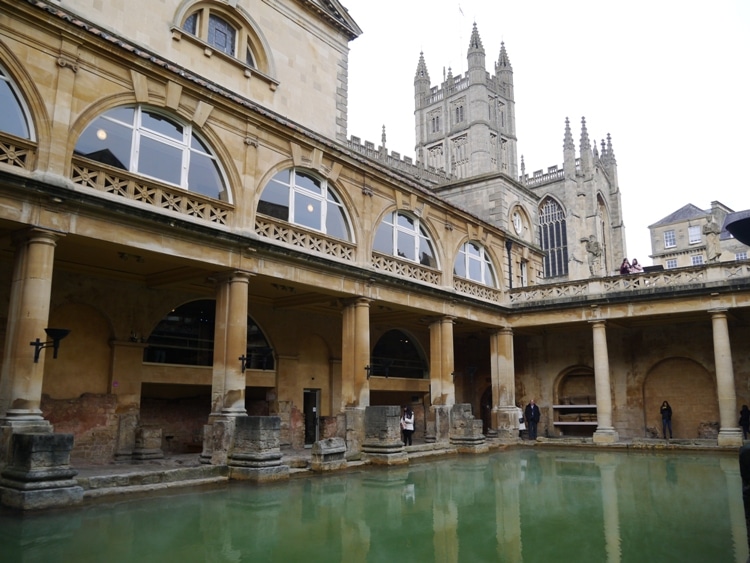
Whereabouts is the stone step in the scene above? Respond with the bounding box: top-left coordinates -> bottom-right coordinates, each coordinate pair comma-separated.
77,465 -> 228,499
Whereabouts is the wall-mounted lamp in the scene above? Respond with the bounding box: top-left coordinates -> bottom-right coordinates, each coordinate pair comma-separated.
239,355 -> 248,373
365,365 -> 372,379
30,328 -> 71,363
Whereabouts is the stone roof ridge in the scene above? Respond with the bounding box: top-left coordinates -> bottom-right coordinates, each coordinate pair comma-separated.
648,203 -> 707,228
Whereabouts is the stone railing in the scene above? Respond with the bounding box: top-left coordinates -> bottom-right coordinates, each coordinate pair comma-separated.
255,214 -> 355,262
70,157 -> 231,225
453,276 -> 503,304
345,137 -> 449,185
508,262 -> 750,306
372,252 -> 441,285
0,132 -> 35,171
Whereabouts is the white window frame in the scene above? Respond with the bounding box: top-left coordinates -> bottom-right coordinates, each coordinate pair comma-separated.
664,230 -> 676,249
736,252 -> 748,261
688,225 -> 701,245
375,211 -> 438,268
691,255 -> 704,266
0,64 -> 34,140
665,259 -> 678,269
454,241 -> 497,287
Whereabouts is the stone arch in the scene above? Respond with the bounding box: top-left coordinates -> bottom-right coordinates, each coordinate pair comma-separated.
554,365 -> 596,404
643,357 -> 718,439
452,236 -> 500,288
0,43 -> 51,144
68,97 -> 240,204
43,302 -> 114,399
370,328 -> 428,379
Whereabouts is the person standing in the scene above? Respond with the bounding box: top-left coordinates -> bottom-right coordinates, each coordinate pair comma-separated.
525,399 -> 541,440
401,406 -> 415,446
660,400 -> 673,439
740,405 -> 750,440
517,403 -> 526,439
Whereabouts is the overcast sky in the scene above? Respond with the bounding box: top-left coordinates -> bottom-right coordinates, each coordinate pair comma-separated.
345,0 -> 750,264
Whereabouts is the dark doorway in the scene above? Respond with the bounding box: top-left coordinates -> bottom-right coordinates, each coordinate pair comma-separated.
303,389 -> 320,447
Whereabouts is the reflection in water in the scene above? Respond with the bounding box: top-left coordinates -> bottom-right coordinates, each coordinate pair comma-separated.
0,449 -> 746,562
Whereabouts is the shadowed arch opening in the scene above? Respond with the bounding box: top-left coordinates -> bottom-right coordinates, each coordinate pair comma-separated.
144,299 -> 273,369
370,329 -> 428,379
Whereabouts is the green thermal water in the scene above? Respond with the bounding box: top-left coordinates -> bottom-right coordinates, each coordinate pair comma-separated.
0,448 -> 745,562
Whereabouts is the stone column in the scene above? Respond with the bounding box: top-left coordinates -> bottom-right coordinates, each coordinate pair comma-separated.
341,298 -> 371,409
202,271 -> 251,464
490,327 -> 517,438
595,453 -> 622,563
109,340 -> 148,460
590,320 -> 618,443
710,309 -> 743,447
429,316 -> 455,406
0,229 -> 62,431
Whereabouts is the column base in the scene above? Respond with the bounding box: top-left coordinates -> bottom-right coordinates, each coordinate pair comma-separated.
718,428 -> 744,447
593,427 -> 619,444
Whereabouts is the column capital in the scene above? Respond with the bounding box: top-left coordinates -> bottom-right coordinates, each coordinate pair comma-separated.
494,326 -> 513,336
588,319 -> 607,327
11,226 -> 65,246
212,269 -> 254,284
708,307 -> 728,316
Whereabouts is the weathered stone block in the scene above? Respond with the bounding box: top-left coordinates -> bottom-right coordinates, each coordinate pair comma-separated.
0,433 -> 83,510
132,426 -> 164,461
311,437 -> 347,472
449,404 -> 488,454
228,416 -> 288,482
362,406 -> 407,465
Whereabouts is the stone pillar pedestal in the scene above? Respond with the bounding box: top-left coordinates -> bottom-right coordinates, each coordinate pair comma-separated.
361,406 -> 407,466
491,405 -> 520,441
0,433 -> 83,510
450,404 -> 488,454
201,415 -> 239,465
344,407 -> 365,459
311,437 -> 347,472
0,419 -> 53,470
132,426 -> 164,461
425,404 -> 451,444
228,416 -> 289,482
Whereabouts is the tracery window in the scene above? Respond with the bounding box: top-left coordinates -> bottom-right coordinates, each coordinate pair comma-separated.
454,241 -> 497,287
258,168 -> 351,240
182,7 -> 256,67
144,300 -> 274,369
374,211 -> 437,268
0,65 -> 31,139
74,106 -> 227,200
539,197 -> 568,277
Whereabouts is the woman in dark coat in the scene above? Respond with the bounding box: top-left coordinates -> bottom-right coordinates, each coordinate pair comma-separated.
660,400 -> 673,439
739,405 -> 750,440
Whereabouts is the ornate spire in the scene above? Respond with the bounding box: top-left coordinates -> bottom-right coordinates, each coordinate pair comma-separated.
468,22 -> 484,52
593,140 -> 599,158
563,117 -> 575,151
580,116 -> 591,151
415,51 -> 429,81
606,133 -> 617,165
497,41 -> 512,69
381,125 -> 387,147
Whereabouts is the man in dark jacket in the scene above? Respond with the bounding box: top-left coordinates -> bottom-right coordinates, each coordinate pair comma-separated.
525,399 -> 541,440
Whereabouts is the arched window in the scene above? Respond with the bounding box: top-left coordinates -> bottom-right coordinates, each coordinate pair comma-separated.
144,299 -> 274,369
258,168 -> 351,240
370,329 -> 428,379
74,106 -> 227,200
374,211 -> 437,268
182,7 -> 256,68
454,241 -> 497,287
539,197 -> 568,278
0,65 -> 31,139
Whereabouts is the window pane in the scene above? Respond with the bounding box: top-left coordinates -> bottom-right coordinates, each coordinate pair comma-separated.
294,171 -> 322,195
397,231 -> 415,260
486,262 -> 497,287
104,106 -> 136,126
397,214 -> 415,229
258,181 -> 289,220
271,169 -> 291,185
138,136 -> 182,184
326,206 -> 349,240
246,47 -> 255,68
468,257 -> 482,281
373,223 -> 392,254
75,116 -> 132,170
141,111 -> 183,141
454,252 -> 466,277
294,192 -> 321,230
183,13 -> 198,35
208,15 -> 236,56
0,79 -> 30,138
467,242 -> 481,257
188,152 -> 223,199
418,238 -> 435,267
